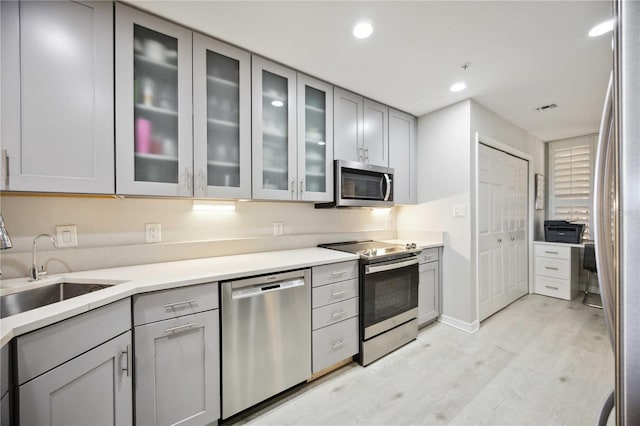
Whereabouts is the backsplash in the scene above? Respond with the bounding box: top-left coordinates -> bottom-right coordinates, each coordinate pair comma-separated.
0,195 -> 396,278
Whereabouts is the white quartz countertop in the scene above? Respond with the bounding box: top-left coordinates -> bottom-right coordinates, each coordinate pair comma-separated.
0,247 -> 358,347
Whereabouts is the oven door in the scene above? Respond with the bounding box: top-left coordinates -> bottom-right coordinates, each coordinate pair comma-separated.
362,257 -> 419,339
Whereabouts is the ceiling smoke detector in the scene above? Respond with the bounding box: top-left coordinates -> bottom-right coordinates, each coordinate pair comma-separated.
536,103 -> 558,112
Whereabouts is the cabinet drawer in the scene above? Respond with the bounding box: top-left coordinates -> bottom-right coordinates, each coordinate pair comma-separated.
312,298 -> 358,330
535,275 -> 572,300
535,257 -> 570,279
134,282 -> 218,326
418,248 -> 439,264
17,299 -> 130,385
312,279 -> 358,308
534,244 -> 570,260
312,317 -> 358,374
312,261 -> 358,287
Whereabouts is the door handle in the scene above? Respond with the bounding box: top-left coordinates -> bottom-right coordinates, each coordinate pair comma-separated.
299,179 -> 304,193
164,322 -> 197,334
331,290 -> 348,298
2,149 -> 8,186
163,299 -> 196,309
120,344 -> 131,377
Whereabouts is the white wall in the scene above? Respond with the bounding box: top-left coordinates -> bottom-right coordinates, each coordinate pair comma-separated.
397,99 -> 545,327
0,196 -> 395,278
397,99 -> 474,324
470,99 -> 545,239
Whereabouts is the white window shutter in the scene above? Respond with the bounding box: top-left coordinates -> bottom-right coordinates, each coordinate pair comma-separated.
548,135 -> 596,240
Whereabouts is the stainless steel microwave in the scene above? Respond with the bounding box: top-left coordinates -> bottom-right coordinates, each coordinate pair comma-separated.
316,160 -> 394,208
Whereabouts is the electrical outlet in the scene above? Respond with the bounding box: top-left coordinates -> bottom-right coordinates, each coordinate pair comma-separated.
56,225 -> 78,247
145,223 -> 161,243
273,221 -> 284,236
453,204 -> 466,217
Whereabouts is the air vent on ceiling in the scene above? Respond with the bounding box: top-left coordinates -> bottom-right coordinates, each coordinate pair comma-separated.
536,103 -> 558,112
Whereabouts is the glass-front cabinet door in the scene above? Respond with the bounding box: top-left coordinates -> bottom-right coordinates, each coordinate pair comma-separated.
252,56 -> 297,200
193,34 -> 251,199
297,74 -> 333,202
115,4 -> 193,196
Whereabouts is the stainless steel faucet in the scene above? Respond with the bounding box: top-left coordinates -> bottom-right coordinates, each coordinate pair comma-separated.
30,234 -> 58,281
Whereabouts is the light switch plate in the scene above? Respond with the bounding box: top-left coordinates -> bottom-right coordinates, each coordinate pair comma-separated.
273,221 -> 284,236
453,204 -> 466,217
56,225 -> 78,247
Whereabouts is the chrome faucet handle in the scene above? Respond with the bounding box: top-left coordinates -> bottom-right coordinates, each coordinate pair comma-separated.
30,233 -> 58,281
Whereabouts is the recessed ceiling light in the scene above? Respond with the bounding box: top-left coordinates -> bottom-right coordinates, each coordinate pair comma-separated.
271,100 -> 284,107
353,21 -> 373,39
589,19 -> 614,37
449,82 -> 467,92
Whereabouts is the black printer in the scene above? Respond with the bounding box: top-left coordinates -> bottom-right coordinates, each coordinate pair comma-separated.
544,220 -> 585,244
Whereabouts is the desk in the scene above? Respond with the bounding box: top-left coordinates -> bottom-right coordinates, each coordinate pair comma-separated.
533,241 -> 584,300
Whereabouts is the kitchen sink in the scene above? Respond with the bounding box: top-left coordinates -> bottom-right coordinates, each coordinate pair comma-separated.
0,282 -> 114,319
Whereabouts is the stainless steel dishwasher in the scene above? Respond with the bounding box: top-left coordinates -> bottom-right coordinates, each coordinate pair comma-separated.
221,268 -> 311,419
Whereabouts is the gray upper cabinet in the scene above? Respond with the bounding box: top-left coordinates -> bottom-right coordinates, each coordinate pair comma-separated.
297,74 -> 334,202
333,88 -> 389,167
389,108 -> 417,204
115,3 -> 193,197
193,33 -> 252,199
252,56 -> 298,200
363,99 -> 389,167
333,88 -> 364,163
0,0 -> 114,194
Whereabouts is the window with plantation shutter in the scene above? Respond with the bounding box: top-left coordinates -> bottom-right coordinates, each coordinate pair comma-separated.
548,135 -> 597,240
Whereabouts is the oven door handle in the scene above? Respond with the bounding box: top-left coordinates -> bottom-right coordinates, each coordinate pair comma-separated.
365,258 -> 419,274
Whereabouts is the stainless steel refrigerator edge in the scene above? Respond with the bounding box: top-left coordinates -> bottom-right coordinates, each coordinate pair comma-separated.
595,1 -> 640,424
221,269 -> 311,419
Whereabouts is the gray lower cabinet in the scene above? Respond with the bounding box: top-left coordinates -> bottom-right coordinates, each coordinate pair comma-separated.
133,282 -> 220,426
19,331 -> 132,426
311,261 -> 359,374
15,299 -> 132,426
1,344 -> 8,426
418,248 -> 440,326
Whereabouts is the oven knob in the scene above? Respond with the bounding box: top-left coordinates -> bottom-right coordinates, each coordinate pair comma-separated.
411,243 -> 417,249
405,243 -> 412,250
364,249 -> 372,256
371,248 -> 377,256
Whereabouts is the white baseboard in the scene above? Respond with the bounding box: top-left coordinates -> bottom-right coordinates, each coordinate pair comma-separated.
439,315 -> 480,334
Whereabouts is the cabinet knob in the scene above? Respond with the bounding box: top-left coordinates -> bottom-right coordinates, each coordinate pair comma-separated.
497,238 -> 502,243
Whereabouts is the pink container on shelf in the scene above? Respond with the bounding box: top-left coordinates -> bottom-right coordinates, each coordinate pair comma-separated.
135,118 -> 152,153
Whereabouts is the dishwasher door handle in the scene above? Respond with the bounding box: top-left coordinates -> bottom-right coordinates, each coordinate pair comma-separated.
230,278 -> 305,299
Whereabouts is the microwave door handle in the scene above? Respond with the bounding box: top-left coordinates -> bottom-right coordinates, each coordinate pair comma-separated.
383,174 -> 391,201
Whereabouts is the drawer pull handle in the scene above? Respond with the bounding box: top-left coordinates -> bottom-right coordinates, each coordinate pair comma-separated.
330,271 -> 347,277
331,290 -> 348,297
545,285 -> 559,290
545,251 -> 559,254
331,311 -> 347,319
163,299 -> 197,309
330,340 -> 345,350
164,322 -> 197,334
545,266 -> 559,271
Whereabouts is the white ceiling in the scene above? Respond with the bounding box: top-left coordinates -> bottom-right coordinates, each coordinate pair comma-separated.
126,0 -> 613,142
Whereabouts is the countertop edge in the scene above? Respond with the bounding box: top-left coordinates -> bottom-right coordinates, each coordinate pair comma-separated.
0,247 -> 359,347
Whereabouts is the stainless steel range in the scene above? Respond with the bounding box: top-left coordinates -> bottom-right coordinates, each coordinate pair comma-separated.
319,240 -> 420,365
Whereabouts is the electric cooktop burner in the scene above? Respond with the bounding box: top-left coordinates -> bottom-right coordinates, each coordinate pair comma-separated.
319,240 -> 420,261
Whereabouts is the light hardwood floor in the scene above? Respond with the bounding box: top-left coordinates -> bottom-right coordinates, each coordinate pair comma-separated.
236,294 -> 614,426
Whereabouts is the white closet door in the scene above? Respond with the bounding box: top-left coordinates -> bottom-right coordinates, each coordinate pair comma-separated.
478,144 -> 528,321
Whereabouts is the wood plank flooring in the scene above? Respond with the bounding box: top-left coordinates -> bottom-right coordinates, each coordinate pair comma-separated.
235,294 -> 614,426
